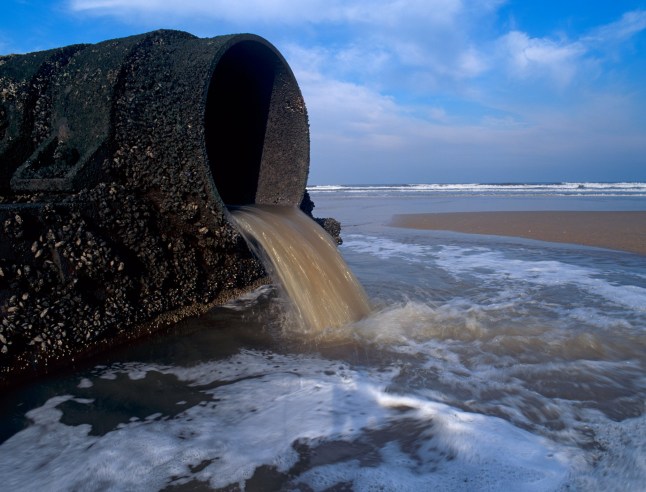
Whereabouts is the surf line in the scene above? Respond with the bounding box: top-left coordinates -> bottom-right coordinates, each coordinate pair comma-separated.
230,205 -> 371,331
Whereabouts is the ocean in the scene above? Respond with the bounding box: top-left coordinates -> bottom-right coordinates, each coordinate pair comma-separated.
1,182 -> 645,491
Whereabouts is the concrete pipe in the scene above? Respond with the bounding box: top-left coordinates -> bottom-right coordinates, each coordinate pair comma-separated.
0,30 -> 311,386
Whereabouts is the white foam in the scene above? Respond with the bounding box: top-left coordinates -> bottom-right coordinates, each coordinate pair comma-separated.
3,221 -> 644,491
567,307 -> 634,330
434,245 -> 646,311
0,351 -> 576,491
326,294 -> 645,463
308,182 -> 646,197
77,378 -> 93,388
220,284 -> 274,311
343,235 -> 430,262
344,234 -> 646,312
566,413 -> 646,492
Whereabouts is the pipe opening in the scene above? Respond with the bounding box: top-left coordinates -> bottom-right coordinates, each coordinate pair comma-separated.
205,41 -> 276,206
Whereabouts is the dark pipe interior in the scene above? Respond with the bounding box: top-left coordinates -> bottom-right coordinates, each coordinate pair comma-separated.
205,41 -> 275,206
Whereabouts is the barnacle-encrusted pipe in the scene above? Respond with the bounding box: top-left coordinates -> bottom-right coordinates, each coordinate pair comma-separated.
0,30 -> 310,386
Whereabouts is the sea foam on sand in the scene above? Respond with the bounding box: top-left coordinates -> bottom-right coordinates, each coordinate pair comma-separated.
0,350 -> 576,491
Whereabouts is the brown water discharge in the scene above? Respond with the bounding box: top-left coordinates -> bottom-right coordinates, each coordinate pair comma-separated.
230,205 -> 371,331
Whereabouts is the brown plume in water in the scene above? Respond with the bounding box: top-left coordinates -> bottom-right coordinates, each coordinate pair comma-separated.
231,205 -> 371,331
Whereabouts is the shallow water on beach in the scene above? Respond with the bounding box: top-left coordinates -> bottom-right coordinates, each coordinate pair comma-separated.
1,188 -> 645,491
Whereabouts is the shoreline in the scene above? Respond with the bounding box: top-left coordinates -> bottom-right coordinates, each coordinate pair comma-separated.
389,211 -> 646,256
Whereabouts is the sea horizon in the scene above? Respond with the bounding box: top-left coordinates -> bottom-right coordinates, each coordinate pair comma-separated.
307,180 -> 646,196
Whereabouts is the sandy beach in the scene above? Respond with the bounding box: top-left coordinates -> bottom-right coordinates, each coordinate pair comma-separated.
390,211 -> 646,255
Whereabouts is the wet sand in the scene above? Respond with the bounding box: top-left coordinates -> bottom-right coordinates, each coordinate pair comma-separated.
390,211 -> 646,255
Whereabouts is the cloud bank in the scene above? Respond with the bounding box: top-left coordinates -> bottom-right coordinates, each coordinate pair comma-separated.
66,1 -> 646,183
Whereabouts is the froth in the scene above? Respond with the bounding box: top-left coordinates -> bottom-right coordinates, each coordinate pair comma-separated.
433,245 -> 646,311
344,234 -> 646,312
0,351 -> 574,491
308,182 -> 646,197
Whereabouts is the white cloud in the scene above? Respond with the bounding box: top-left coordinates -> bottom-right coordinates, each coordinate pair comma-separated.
295,51 -> 646,184
64,1 -> 646,182
68,0 -> 464,25
496,10 -> 646,87
297,70 -> 407,149
66,1 -> 646,94
498,31 -> 585,85
457,48 -> 489,78
333,45 -> 392,77
103,0 -> 333,25
68,0 -> 490,83
586,9 -> 646,44
367,0 -> 463,26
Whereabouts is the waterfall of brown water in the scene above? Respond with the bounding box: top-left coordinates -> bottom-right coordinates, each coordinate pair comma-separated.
230,205 -> 371,331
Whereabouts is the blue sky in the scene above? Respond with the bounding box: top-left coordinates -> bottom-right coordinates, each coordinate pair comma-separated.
2,1 -> 645,184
